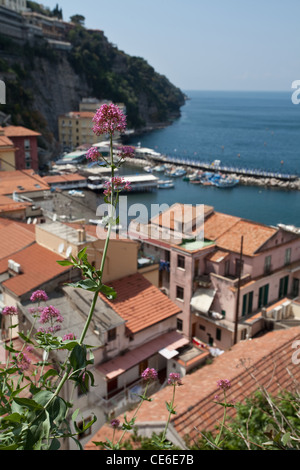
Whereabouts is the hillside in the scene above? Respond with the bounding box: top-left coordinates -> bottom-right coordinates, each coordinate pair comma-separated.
0,9 -> 186,159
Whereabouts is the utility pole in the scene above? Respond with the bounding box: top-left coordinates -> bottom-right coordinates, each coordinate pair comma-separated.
233,236 -> 243,345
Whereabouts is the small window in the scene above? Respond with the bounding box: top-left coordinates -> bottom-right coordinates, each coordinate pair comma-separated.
177,255 -> 185,269
177,318 -> 183,331
176,286 -> 184,300
264,255 -> 272,274
284,248 -> 291,265
216,328 -> 222,341
108,328 -> 116,342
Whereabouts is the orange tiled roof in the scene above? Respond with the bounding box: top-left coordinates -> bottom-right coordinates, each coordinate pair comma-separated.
86,326 -> 300,449
0,126 -> 41,138
152,203 -> 214,231
207,249 -> 230,263
0,170 -> 50,195
216,219 -> 277,256
0,136 -> 15,148
43,173 -> 87,184
99,273 -> 181,334
0,243 -> 72,296
204,211 -> 240,240
0,221 -> 35,260
0,195 -> 30,213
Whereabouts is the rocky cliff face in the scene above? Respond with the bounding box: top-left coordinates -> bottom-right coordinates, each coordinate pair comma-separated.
0,27 -> 185,159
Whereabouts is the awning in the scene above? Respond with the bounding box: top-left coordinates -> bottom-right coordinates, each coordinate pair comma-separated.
97,330 -> 189,380
190,288 -> 216,314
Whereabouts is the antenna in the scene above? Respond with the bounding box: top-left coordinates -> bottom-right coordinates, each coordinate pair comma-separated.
66,246 -> 72,258
58,243 -> 65,254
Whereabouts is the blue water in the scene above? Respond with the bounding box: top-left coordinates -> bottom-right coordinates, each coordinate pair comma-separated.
124,90 -> 300,227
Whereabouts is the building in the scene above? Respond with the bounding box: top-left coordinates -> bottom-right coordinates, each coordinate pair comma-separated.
0,0 -> 26,13
58,112 -> 104,150
0,126 -> 41,171
0,217 -> 186,449
129,203 -> 300,350
85,325 -> 300,450
0,133 -> 16,171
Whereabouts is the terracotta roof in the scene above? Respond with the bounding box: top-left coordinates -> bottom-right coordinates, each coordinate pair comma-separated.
216,219 -> 277,256
151,203 -> 214,232
0,170 -> 50,195
0,195 -> 31,213
0,126 -> 41,138
0,136 -> 15,148
204,211 -> 240,240
99,273 -> 181,334
86,327 -> 300,449
43,173 -> 87,184
207,249 -> 230,263
0,221 -> 35,260
0,243 -> 71,296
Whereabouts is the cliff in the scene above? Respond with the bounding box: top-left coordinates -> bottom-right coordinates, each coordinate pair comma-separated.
0,21 -> 186,159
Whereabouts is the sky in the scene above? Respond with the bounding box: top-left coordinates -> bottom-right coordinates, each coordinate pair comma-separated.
43,0 -> 300,92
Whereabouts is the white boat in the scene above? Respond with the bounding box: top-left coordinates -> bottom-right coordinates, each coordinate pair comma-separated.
153,164 -> 166,172
144,165 -> 153,173
157,179 -> 174,189
169,167 -> 187,177
68,190 -> 85,197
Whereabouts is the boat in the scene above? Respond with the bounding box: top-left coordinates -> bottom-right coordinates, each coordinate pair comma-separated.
210,174 -> 239,188
153,164 -> 166,172
157,179 -> 175,189
168,167 -> 187,177
68,190 -> 85,197
144,165 -> 153,173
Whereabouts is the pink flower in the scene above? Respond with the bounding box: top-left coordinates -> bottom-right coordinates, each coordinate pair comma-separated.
110,418 -> 120,429
16,352 -> 31,371
62,333 -> 76,341
141,367 -> 158,381
92,103 -> 127,136
103,177 -> 132,198
39,305 -> 63,324
217,379 -> 231,391
30,290 -> 48,303
86,147 -> 102,162
117,145 -> 135,160
167,372 -> 182,386
2,306 -> 18,316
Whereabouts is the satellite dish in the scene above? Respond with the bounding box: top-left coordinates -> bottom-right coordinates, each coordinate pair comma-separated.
66,246 -> 72,258
58,243 -> 65,254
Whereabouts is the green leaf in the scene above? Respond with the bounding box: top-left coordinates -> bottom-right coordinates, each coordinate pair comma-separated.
13,397 -> 44,411
57,260 -> 74,266
78,247 -> 87,259
100,284 -> 117,299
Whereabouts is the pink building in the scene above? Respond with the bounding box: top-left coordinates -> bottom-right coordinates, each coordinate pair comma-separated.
0,126 -> 41,170
129,203 -> 300,351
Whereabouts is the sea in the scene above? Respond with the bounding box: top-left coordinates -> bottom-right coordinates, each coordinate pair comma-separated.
121,90 -> 300,228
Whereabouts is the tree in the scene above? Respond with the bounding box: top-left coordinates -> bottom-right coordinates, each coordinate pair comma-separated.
70,14 -> 85,26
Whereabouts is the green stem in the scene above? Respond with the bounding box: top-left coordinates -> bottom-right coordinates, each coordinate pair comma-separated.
215,391 -> 227,447
161,384 -> 176,444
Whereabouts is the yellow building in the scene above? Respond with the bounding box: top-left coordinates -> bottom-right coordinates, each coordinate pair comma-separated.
0,134 -> 16,171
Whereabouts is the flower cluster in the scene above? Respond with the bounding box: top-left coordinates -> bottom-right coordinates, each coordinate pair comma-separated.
217,379 -> 231,391
38,305 -> 64,334
86,147 -> 102,162
30,290 -> 49,303
141,367 -> 158,381
167,372 -> 182,386
15,352 -> 31,371
2,306 -> 18,316
92,103 -> 127,136
103,176 -> 131,198
117,145 -> 135,160
110,418 -> 120,429
62,333 -> 76,341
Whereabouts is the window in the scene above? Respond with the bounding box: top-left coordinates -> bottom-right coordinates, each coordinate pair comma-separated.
216,328 -> 222,341
24,139 -> 30,150
242,291 -> 253,316
221,310 -> 226,318
278,275 -> 289,299
177,255 -> 185,269
177,318 -> 183,331
292,278 -> 299,297
264,255 -> 272,274
284,248 -> 291,265
258,284 -> 269,308
224,260 -> 230,276
107,328 -> 116,342
176,286 -> 184,300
